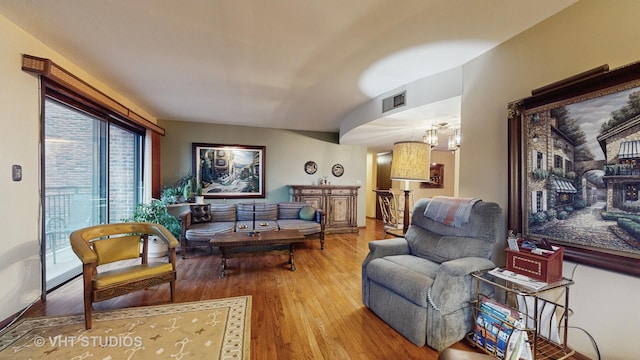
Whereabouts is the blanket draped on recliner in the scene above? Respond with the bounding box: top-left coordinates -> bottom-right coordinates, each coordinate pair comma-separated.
424,196 -> 479,227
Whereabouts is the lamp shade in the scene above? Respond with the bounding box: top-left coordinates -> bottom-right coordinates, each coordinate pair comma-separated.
390,141 -> 431,182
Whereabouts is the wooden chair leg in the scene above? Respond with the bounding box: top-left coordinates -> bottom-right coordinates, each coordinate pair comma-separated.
170,280 -> 176,302
82,264 -> 94,329
84,296 -> 92,330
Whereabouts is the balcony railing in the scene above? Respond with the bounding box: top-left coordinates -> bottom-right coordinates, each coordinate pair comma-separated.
604,164 -> 640,176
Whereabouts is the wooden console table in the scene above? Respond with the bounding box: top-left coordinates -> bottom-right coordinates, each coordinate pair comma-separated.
289,185 -> 359,234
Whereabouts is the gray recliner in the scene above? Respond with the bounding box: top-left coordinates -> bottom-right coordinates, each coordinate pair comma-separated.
362,197 -> 501,351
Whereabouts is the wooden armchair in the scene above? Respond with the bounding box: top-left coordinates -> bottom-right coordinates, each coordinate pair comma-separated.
69,222 -> 178,329
373,190 -> 403,237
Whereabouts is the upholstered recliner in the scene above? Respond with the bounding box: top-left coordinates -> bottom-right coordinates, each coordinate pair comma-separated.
70,222 -> 178,329
362,197 -> 501,351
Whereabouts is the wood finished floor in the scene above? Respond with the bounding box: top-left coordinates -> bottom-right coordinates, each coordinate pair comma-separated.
23,218 -> 475,359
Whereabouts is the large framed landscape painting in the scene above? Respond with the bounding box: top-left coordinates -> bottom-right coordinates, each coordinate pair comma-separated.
508,62 -> 640,277
192,143 -> 265,199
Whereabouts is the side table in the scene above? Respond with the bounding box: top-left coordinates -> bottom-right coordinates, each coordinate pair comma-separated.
469,269 -> 575,359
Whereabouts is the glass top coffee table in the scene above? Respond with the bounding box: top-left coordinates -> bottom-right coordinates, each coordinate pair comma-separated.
210,229 -> 307,277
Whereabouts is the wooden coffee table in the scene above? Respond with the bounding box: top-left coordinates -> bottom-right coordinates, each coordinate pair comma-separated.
210,229 -> 307,277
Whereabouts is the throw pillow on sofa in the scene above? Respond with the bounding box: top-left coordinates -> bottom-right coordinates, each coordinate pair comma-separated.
299,205 -> 316,221
190,204 -> 211,223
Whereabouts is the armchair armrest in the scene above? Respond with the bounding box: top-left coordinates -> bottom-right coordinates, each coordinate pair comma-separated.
362,238 -> 410,307
69,230 -> 98,265
427,257 -> 495,314
362,238 -> 410,266
315,209 -> 325,225
438,257 -> 495,277
148,223 -> 180,248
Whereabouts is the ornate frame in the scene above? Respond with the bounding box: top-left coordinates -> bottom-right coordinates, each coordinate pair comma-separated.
192,143 -> 265,199
508,62 -> 640,277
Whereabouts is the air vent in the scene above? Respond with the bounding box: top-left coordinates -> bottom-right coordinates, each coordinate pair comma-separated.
382,91 -> 406,113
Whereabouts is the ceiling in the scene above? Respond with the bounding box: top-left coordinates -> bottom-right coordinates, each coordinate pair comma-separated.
0,0 -> 576,152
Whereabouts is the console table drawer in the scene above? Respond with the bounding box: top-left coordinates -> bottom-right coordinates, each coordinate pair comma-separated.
329,189 -> 354,195
298,189 -> 323,195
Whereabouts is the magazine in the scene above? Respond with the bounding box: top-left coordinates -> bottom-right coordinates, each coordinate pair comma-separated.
474,295 -> 533,360
488,267 -> 548,290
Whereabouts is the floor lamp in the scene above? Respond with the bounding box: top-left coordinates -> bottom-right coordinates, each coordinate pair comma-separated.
389,141 -> 431,234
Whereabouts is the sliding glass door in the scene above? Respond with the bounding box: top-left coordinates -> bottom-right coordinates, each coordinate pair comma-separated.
43,97 -> 143,290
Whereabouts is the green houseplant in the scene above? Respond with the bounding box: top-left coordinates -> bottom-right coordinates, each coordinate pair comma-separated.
123,199 -> 181,257
124,199 -> 181,237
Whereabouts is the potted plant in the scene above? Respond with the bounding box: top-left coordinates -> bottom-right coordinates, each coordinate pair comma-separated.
123,199 -> 181,257
175,172 -> 196,203
160,186 -> 182,204
195,182 -> 205,204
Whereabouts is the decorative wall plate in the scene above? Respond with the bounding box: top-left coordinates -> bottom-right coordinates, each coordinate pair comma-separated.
331,163 -> 344,177
304,161 -> 317,175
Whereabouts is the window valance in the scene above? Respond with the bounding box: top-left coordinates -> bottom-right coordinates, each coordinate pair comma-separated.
22,54 -> 164,135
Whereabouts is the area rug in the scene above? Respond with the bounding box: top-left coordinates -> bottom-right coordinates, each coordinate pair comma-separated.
0,295 -> 251,360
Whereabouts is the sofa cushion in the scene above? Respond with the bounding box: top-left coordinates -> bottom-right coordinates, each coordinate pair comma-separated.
278,202 -> 307,219
210,204 -> 236,222
185,221 -> 235,242
366,255 -> 438,307
237,203 -> 278,221
299,205 -> 316,221
190,204 -> 212,224
276,219 -> 321,235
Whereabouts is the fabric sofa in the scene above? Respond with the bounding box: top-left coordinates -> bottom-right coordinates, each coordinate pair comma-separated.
179,202 -> 325,258
362,197 -> 501,351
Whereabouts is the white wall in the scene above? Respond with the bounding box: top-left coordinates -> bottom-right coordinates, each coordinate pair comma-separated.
0,14 -> 156,321
460,1 -> 640,358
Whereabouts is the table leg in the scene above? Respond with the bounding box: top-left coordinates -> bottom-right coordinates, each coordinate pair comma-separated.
289,244 -> 296,271
219,248 -> 227,278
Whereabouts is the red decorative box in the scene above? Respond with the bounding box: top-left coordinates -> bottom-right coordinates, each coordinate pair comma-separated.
505,246 -> 563,282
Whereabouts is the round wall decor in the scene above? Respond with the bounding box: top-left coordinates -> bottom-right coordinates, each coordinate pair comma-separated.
304,161 -> 317,175
331,164 -> 344,177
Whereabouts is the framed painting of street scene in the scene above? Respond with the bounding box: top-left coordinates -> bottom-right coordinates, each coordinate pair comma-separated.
508,62 -> 640,277
192,143 -> 265,199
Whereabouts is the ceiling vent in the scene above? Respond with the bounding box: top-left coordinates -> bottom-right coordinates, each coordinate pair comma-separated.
382,91 -> 406,113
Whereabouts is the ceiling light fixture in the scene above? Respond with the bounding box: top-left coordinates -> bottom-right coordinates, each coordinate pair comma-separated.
448,129 -> 461,151
423,128 -> 438,147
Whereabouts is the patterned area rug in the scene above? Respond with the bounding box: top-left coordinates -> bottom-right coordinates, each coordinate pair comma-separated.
0,296 -> 251,360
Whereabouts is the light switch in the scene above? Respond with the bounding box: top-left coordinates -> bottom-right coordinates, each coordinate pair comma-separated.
12,165 -> 22,181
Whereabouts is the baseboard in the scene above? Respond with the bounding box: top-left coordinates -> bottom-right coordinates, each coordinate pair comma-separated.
0,298 -> 43,330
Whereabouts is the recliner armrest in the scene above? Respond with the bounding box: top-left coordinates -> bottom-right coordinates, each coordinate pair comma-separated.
361,238 -> 411,307
427,257 -> 495,314
366,238 -> 410,259
362,238 -> 410,270
438,257 -> 495,277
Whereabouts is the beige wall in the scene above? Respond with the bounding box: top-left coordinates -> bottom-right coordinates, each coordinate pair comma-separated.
461,1 -> 640,358
159,119 -> 367,226
2,1 -> 640,357
0,14 -> 157,320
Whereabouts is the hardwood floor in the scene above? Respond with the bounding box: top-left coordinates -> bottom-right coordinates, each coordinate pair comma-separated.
22,218 -> 474,359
